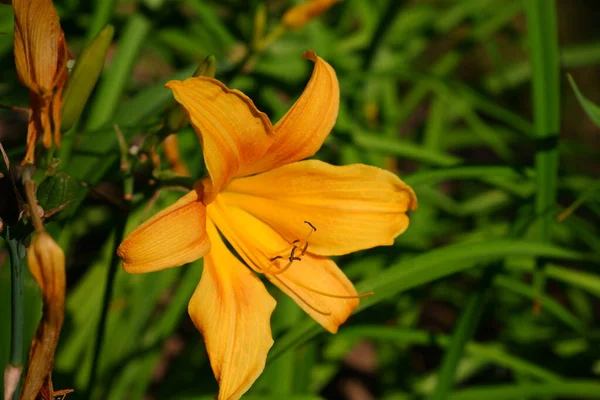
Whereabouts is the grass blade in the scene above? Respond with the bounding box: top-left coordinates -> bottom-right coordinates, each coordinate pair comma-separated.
448,381 -> 600,400
525,0 -> 561,307
268,240 -> 584,362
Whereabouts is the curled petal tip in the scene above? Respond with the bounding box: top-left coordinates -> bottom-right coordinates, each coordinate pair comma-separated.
405,186 -> 418,211
302,50 -> 318,62
165,80 -> 182,89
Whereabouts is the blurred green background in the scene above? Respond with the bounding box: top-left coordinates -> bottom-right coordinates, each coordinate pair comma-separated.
1,0 -> 600,399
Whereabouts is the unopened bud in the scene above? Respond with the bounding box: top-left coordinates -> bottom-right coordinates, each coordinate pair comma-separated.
194,55 -> 217,79
61,25 -> 115,131
21,231 -> 66,400
282,0 -> 342,29
27,232 -> 65,303
253,4 -> 267,49
163,134 -> 190,176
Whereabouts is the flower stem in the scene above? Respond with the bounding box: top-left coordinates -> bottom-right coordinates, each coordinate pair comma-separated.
6,226 -> 26,399
86,214 -> 128,398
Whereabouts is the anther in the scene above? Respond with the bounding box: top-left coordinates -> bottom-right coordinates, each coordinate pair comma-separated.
266,221 -> 317,275
289,246 -> 300,262
304,221 -> 316,231
300,241 -> 309,256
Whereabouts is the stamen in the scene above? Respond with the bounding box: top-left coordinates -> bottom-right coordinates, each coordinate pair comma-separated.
286,276 -> 374,299
269,259 -> 296,276
288,245 -> 304,262
265,221 -> 317,275
304,221 -> 317,231
270,274 -> 332,316
300,241 -> 309,257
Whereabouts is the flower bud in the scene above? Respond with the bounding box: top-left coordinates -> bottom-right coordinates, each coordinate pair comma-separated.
282,0 -> 342,29
13,0 -> 70,164
61,25 -> 115,132
27,231 -> 65,316
21,232 -> 66,399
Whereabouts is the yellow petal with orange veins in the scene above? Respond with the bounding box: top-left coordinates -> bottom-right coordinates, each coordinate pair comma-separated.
251,51 -> 340,174
207,199 -> 359,333
118,190 -> 210,273
189,220 -> 276,400
221,160 -> 417,256
166,78 -> 273,203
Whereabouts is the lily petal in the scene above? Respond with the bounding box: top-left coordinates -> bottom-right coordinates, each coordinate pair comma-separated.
251,51 -> 340,173
221,160 -> 417,256
118,190 -> 210,273
207,198 -> 358,333
166,78 -> 273,203
189,220 -> 276,400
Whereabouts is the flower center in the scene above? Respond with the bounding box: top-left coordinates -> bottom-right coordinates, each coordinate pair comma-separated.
263,221 -> 373,316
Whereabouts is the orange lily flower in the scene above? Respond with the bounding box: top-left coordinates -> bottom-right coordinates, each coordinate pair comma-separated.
12,0 -> 70,164
118,51 -> 417,400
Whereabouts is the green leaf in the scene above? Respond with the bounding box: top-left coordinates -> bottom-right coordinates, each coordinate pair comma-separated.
61,25 -> 115,132
36,172 -> 83,219
448,381 -> 600,399
338,326 -> 561,382
268,240 -> 585,362
568,74 -> 600,128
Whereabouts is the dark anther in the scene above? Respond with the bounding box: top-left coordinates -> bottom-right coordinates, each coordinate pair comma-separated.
300,241 -> 309,256
292,239 -> 300,244
269,255 -> 283,261
304,221 -> 316,231
289,246 -> 298,262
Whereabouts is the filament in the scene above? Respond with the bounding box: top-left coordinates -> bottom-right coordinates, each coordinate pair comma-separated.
269,259 -> 296,276
285,276 -> 374,299
271,274 -> 332,316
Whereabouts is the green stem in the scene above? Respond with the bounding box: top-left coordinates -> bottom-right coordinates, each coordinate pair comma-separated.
362,0 -> 404,71
428,266 -> 497,399
86,13 -> 152,131
86,0 -> 119,42
86,214 -> 128,399
270,296 -> 301,395
6,227 -> 26,399
525,0 -> 560,309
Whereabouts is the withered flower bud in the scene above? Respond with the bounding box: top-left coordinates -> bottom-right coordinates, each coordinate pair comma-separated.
20,232 -> 66,400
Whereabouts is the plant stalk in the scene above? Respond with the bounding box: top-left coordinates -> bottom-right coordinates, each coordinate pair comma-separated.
7,226 -> 26,400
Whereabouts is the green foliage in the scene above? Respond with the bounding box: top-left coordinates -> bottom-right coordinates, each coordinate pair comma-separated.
36,172 -> 83,220
1,0 -> 599,399
568,74 -> 600,127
